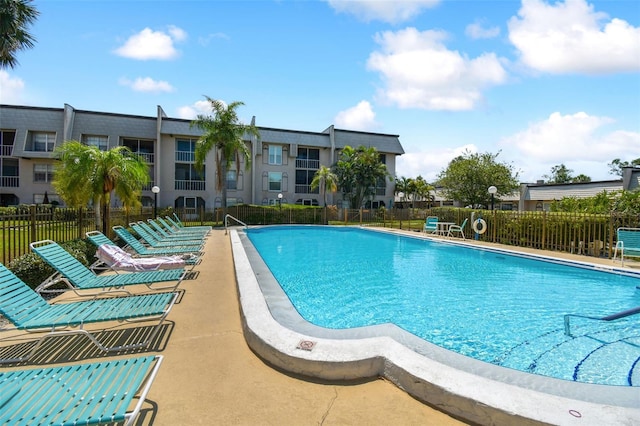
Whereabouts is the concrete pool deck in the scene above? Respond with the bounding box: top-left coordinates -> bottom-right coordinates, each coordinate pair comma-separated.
0,229 -> 464,425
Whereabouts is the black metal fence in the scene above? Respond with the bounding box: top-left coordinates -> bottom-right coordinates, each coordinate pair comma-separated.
2,204 -> 639,265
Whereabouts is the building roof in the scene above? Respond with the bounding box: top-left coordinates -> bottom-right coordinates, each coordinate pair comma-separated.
523,180 -> 623,201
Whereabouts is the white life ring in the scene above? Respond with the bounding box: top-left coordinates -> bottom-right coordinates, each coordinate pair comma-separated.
472,218 -> 487,234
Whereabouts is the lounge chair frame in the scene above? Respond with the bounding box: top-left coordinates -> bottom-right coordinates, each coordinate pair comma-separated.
0,263 -> 178,363
0,355 -> 163,425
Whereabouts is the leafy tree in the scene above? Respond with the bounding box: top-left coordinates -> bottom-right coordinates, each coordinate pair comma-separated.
544,164 -> 574,184
608,158 -> 640,177
437,150 -> 519,208
0,0 -> 39,69
334,145 -> 390,209
53,140 -> 150,233
192,96 -> 259,218
572,174 -> 591,183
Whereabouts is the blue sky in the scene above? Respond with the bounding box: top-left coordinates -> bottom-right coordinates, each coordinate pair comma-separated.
2,0 -> 639,183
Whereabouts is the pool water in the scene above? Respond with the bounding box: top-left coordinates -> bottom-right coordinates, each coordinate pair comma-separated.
246,226 -> 640,386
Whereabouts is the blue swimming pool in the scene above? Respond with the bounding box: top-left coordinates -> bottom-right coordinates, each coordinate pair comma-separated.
246,226 -> 640,387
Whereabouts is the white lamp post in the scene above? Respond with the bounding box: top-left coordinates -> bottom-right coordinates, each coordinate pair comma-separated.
152,186 -> 160,218
488,186 -> 497,210
277,193 -> 283,211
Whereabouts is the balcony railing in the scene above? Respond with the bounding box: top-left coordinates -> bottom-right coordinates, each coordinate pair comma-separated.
0,176 -> 19,187
135,152 -> 154,163
175,180 -> 205,191
295,184 -> 319,194
175,151 -> 195,162
0,145 -> 13,156
295,159 -> 320,169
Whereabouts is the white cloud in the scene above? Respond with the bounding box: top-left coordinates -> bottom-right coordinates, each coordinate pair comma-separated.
114,26 -> 187,60
500,112 -> 640,178
176,100 -> 216,119
465,20 -> 500,39
198,32 -> 230,46
508,0 -> 640,74
327,0 -> 440,24
397,143 -> 478,181
334,101 -> 378,131
119,77 -> 175,93
367,27 -> 508,111
0,71 -> 25,104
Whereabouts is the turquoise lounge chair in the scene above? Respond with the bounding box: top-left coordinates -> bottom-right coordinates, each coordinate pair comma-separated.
130,222 -> 204,251
0,263 -> 177,363
158,216 -> 210,238
148,218 -> 208,240
30,240 -> 185,295
0,355 -> 163,425
136,220 -> 204,245
113,225 -> 203,257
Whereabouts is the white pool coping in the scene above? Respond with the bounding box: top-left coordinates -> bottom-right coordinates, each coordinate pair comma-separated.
230,228 -> 640,425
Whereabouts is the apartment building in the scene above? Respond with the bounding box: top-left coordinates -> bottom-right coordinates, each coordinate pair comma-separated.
0,104 -> 404,210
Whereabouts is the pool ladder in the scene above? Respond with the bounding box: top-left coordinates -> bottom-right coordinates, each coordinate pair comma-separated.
564,306 -> 640,336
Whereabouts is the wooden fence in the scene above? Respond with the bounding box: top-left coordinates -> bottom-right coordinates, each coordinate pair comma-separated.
2,204 -> 639,264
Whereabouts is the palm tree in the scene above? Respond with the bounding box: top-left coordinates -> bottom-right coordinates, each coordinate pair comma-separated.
53,140 -> 150,233
192,96 -> 259,219
394,176 -> 411,208
0,0 -> 39,69
310,165 -> 338,224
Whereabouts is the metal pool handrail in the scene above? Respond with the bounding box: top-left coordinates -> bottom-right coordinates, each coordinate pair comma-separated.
564,306 -> 640,336
225,214 -> 248,234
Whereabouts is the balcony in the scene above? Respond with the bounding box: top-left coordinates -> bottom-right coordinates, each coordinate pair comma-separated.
136,152 -> 155,163
295,159 -> 320,169
175,180 -> 205,191
0,145 -> 13,156
175,151 -> 195,163
0,176 -> 19,187
295,185 -> 319,194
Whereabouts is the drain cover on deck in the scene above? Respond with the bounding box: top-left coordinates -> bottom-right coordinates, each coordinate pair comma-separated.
296,340 -> 316,351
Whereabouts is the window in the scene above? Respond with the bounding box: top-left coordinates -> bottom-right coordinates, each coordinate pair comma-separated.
82,135 -> 108,151
175,139 -> 197,162
0,158 -> 19,187
269,145 -> 282,165
175,163 -> 205,190
296,147 -> 319,169
1,130 -> 16,156
268,172 -> 282,191
123,138 -> 154,162
226,170 -> 237,190
295,169 -> 318,194
28,132 -> 56,152
34,164 -> 54,183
